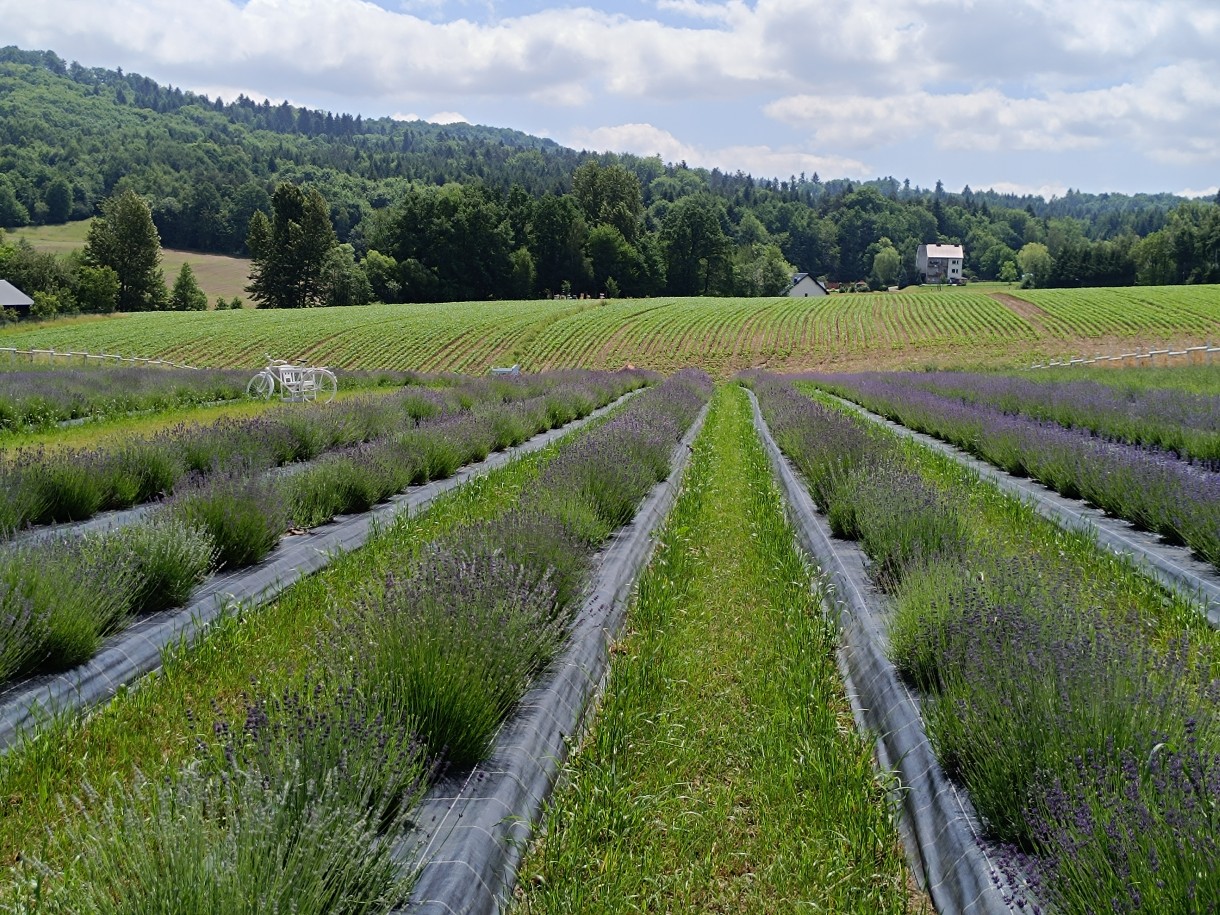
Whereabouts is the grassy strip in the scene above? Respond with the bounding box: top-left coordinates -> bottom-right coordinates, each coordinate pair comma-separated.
513,384 -> 925,914
0,434 -> 568,876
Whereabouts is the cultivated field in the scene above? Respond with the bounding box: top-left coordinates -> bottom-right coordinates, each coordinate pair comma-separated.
11,219 -> 252,304
2,355 -> 1218,912
4,284 -> 1219,375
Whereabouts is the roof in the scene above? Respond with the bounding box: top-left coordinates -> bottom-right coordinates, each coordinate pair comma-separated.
0,280 -> 33,308
922,244 -> 964,259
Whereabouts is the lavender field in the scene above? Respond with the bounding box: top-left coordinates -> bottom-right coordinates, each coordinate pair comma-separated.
750,371 -> 1220,914
809,370 -> 1220,571
3,358 -> 1217,914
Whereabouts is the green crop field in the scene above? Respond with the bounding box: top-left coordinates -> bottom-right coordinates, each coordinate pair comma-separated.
10,220 -> 253,304
2,285 -> 1219,375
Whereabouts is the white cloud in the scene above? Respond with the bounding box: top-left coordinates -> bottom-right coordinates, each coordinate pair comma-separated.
766,60 -> 1220,166
427,110 -> 470,124
980,181 -> 1071,200
565,122 -> 870,179
1178,186 -> 1219,199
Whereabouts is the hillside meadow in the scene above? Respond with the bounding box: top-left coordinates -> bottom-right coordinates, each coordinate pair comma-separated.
2,284 -> 1219,375
11,220 -> 252,304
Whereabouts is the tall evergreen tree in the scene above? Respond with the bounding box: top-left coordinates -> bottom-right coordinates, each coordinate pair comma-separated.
84,189 -> 166,311
246,183 -> 337,308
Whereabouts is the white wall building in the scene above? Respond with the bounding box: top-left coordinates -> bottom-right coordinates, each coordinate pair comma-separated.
787,273 -> 828,297
916,244 -> 965,283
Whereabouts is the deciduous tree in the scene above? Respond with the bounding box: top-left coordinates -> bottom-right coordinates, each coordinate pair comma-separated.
84,189 -> 166,311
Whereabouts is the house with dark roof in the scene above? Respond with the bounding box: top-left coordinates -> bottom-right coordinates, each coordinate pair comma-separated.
787,273 -> 828,297
0,280 -> 33,316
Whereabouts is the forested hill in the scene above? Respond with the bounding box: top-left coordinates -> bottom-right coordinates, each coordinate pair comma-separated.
1,44 -> 1218,295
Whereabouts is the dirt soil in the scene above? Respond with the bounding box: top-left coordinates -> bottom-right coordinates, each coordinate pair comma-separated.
989,292 -> 1053,336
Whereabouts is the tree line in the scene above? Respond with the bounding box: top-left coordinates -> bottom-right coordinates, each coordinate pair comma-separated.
0,45 -> 1217,308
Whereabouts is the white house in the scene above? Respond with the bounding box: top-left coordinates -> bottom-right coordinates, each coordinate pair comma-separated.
788,273 -> 828,297
916,244 -> 965,284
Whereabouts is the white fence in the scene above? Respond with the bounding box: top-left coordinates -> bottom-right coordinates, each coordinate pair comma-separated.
0,347 -> 198,370
1030,344 -> 1220,370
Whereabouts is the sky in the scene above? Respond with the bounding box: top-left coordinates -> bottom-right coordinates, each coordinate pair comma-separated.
2,0 -> 1218,200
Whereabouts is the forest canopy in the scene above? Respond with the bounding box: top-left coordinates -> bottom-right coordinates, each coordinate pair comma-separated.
1,45 -> 1217,306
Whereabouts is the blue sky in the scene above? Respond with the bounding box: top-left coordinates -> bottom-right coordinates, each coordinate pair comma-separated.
2,0 -> 1217,199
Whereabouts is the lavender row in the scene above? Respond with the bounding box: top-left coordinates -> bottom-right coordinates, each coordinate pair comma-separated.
750,373 -> 1220,915
0,365 -> 429,433
809,373 -> 1220,572
0,371 -> 633,538
0,371 -> 649,687
894,370 -> 1220,465
24,370 -> 712,912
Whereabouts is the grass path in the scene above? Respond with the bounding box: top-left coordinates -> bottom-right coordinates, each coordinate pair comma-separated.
514,384 -> 926,913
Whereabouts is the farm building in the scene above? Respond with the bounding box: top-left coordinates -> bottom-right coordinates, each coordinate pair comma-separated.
916,244 -> 965,284
0,279 -> 33,316
788,273 -> 828,297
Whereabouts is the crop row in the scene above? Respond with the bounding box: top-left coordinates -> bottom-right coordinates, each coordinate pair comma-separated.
889,369 -> 1220,463
4,287 -> 1219,376
0,371 -> 647,687
0,366 -> 252,432
8,369 -> 711,912
750,374 -> 1219,914
1023,286 -> 1220,340
0,372 -> 633,536
809,372 -> 1220,571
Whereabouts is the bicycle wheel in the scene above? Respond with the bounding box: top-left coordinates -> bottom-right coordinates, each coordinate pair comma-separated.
246,371 -> 275,399
317,369 -> 338,404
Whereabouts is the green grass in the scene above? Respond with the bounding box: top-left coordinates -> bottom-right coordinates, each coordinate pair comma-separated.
512,384 -> 925,914
2,285 -> 1217,376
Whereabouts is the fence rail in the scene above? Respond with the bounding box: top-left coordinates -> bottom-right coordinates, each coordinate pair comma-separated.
0,347 -> 198,370
1030,344 -> 1220,370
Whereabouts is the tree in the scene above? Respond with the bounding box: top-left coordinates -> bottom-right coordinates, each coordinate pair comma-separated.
321,244 -> 372,307
528,194 -> 591,295
0,175 -> 30,227
507,247 -> 536,299
1016,242 -> 1053,287
75,264 -> 120,313
998,261 -> 1019,284
871,240 -> 901,288
246,183 -> 338,308
571,162 -> 645,243
168,262 -> 208,311
85,189 -> 166,311
659,193 -> 732,295
734,243 -> 796,296
44,177 -> 73,224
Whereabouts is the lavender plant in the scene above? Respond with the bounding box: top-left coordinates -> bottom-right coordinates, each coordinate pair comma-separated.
358,546 -> 566,765
170,471 -> 288,569
31,761 -> 412,915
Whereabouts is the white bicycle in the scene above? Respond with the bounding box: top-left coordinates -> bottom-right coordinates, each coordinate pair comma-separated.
247,357 -> 338,403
